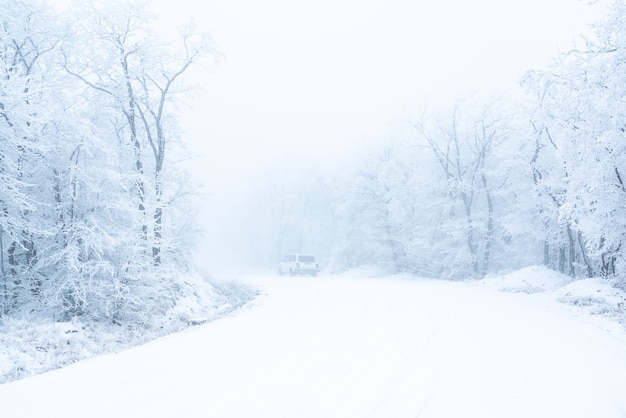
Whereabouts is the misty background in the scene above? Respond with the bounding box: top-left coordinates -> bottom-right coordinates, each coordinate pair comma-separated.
169,0 -> 610,273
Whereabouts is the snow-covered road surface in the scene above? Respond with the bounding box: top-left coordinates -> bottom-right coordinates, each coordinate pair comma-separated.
2,274 -> 626,417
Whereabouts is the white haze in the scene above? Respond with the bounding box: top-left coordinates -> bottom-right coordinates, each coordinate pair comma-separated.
52,1 -> 612,273
158,0 -> 609,273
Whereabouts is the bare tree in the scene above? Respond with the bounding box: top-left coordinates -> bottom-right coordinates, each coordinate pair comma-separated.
412,100 -> 503,278
0,0 -> 59,312
63,2 -> 217,267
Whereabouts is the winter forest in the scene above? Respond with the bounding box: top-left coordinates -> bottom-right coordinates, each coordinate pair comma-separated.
0,0 -> 217,323
3,0 -> 626,329
240,1 -> 626,288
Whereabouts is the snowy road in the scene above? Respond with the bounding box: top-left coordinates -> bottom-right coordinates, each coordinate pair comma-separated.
2,274 -> 626,417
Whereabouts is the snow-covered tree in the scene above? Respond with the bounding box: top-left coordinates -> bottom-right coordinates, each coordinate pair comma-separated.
523,0 -> 626,280
330,96 -> 545,279
0,0 -> 63,313
332,140 -> 415,273
0,0 -> 214,321
62,1 -> 210,266
406,97 -> 541,278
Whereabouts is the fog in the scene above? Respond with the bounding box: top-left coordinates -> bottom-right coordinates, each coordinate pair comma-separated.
6,0 -> 626,388
157,0 -> 610,274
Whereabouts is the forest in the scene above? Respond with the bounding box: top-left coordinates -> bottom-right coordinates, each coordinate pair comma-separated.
2,0 -> 626,327
238,0 -> 626,287
0,0 -> 217,322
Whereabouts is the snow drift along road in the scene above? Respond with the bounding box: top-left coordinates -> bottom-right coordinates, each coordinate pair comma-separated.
1,274 -> 626,418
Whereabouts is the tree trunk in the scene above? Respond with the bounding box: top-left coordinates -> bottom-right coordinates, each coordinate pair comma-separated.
567,226 -> 576,277
461,191 -> 479,276
8,241 -> 18,309
0,224 -> 6,315
481,173 -> 493,277
577,231 -> 593,278
152,203 -> 162,266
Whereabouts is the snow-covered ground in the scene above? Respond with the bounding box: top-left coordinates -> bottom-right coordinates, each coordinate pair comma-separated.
2,266 -> 626,417
0,273 -> 259,384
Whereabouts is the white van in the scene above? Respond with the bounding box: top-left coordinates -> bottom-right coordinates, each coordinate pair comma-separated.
278,254 -> 320,276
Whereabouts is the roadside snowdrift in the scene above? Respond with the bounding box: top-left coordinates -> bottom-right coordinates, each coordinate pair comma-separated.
477,265 -> 576,293
476,265 -> 626,327
0,273 -> 258,384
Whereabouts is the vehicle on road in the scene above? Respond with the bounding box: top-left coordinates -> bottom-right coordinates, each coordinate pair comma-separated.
278,254 -> 320,276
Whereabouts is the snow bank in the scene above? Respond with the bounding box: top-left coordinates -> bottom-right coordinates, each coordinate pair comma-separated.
476,265 -> 626,327
0,273 -> 258,384
342,264 -> 626,329
554,278 -> 626,320
477,265 -> 576,293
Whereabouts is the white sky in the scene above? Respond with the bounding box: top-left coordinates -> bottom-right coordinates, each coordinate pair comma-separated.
150,0 -> 609,222
159,0 -> 609,171
53,0 -> 610,172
